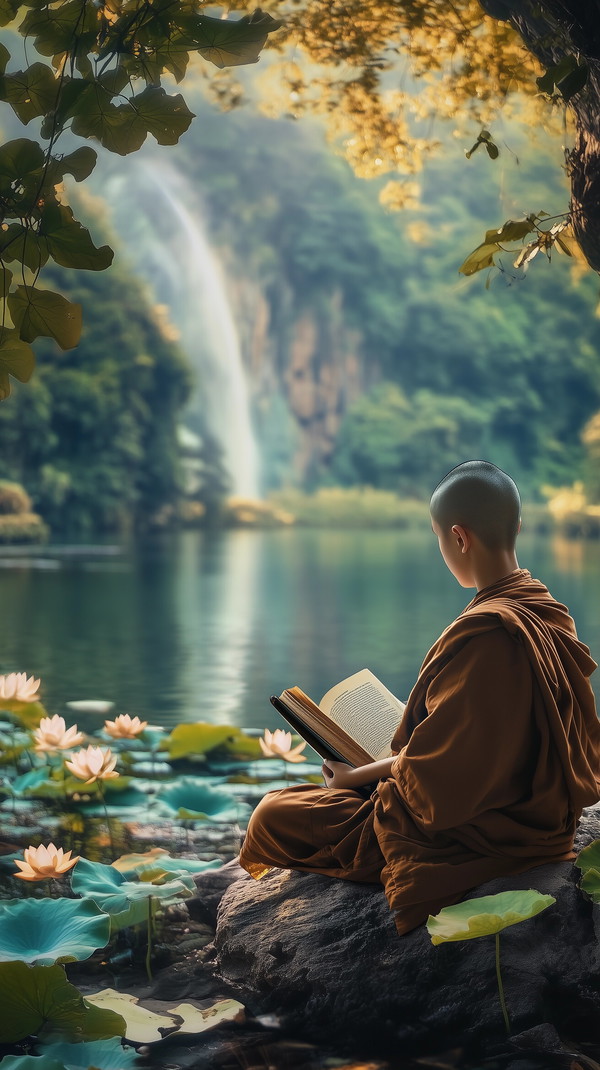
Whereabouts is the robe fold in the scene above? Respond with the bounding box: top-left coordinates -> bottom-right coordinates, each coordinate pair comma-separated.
239,569 -> 600,934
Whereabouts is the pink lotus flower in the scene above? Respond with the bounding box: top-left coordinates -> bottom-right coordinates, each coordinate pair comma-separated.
34,715 -> 84,753
0,672 -> 41,703
104,714 -> 148,739
259,728 -> 307,763
14,842 -> 80,881
65,745 -> 119,785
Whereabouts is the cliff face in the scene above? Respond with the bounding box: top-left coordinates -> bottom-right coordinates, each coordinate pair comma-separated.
231,268 -> 371,487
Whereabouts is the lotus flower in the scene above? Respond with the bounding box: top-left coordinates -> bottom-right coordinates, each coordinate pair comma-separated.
65,745 -> 119,785
259,728 -> 307,763
104,713 -> 148,739
34,714 -> 84,753
14,842 -> 80,881
0,672 -> 41,703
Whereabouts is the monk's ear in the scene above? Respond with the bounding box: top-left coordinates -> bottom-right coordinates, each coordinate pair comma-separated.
451,524 -> 470,553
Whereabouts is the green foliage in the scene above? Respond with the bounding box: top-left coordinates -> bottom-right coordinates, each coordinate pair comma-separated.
271,487 -> 430,527
574,838 -> 600,901
0,897 -> 111,965
71,857 -> 194,933
36,1039 -> 140,1070
165,722 -> 239,760
426,889 -> 556,944
0,3 -> 281,388
0,479 -> 31,513
0,961 -> 125,1044
156,776 -> 247,822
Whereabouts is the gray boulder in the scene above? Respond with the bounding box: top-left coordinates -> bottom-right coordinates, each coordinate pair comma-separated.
212,804 -> 600,1061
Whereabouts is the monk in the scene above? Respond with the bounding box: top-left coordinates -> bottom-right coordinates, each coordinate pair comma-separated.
239,461 -> 600,935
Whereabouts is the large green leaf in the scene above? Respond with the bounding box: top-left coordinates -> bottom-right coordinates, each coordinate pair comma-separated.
72,858 -> 194,934
0,2 -> 20,29
165,722 -> 237,759
0,63 -> 57,124
426,889 -> 556,945
71,89 -> 147,156
20,2 -> 99,60
0,1056 -> 64,1070
131,86 -> 194,146
112,848 -> 221,878
484,219 -> 537,244
184,10 -> 282,69
0,962 -> 125,1044
38,1038 -> 140,1068
575,838 -> 600,901
40,205 -> 113,271
0,329 -> 36,400
0,897 -> 111,965
156,777 -> 248,822
54,146 -> 98,183
8,286 -> 82,349
458,241 -> 499,276
0,224 -> 49,271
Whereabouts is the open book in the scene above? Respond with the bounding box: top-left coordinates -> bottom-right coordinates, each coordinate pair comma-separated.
270,668 -> 406,768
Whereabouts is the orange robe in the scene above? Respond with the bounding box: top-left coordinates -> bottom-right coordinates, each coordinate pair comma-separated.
239,569 -> 600,934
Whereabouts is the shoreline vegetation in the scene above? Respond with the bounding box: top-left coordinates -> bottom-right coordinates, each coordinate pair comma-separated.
4,482 -> 600,542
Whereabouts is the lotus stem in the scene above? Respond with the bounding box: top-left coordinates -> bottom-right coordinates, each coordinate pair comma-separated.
145,894 -> 153,981
495,932 -> 511,1035
98,782 -> 115,860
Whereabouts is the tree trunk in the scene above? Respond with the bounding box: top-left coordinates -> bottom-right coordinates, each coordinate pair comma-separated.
478,0 -> 600,272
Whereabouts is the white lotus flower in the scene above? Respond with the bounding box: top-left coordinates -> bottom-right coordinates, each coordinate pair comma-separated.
65,745 -> 119,785
34,715 -> 84,753
14,842 -> 80,881
0,672 -> 41,703
259,728 -> 307,763
104,714 -> 148,739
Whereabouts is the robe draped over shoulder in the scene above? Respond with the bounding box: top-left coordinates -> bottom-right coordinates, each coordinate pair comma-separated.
239,569 -> 600,935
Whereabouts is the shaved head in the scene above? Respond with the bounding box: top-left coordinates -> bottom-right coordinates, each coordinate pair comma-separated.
430,461 -> 521,551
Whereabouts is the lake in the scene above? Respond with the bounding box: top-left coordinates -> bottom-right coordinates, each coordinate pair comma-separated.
1,527 -> 600,733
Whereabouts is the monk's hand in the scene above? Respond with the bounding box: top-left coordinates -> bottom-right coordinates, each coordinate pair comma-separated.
322,760 -> 356,789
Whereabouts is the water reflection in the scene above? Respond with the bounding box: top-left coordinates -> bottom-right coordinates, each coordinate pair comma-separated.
0,529 -> 599,732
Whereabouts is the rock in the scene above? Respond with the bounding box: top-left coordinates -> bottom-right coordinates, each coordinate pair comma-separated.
187,858 -> 248,926
213,804 -> 600,1061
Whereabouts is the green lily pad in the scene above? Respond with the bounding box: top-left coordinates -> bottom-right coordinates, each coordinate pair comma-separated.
0,961 -> 125,1044
0,1055 -> 65,1069
156,777 -> 248,823
0,898 -> 111,965
574,838 -> 600,901
38,1038 -> 140,1068
426,889 -> 556,945
72,858 -> 194,933
165,723 -> 237,760
112,848 -> 221,878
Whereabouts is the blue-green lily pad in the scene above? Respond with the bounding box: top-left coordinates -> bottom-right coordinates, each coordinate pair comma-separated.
156,777 -> 248,822
0,898 -> 111,965
575,838 -> 600,901
112,848 -> 221,878
0,961 -> 125,1044
426,889 -> 556,944
0,1055 -> 66,1069
38,1039 -> 140,1068
72,858 -> 194,933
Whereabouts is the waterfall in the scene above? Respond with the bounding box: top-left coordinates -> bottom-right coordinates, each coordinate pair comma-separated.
104,158 -> 260,498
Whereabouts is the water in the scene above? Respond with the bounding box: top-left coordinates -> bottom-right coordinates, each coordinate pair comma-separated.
104,159 -> 260,497
1,529 -> 600,732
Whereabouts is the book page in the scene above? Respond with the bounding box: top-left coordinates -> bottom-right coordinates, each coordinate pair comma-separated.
319,669 -> 405,761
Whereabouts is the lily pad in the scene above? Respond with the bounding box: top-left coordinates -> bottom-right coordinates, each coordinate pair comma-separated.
426,889 -> 556,945
0,1056 -> 65,1069
156,777 -> 248,823
84,990 -> 177,1044
574,838 -> 600,901
38,1038 -> 140,1068
0,898 -> 111,965
112,848 -> 221,878
170,998 -> 245,1034
165,723 -> 237,760
0,961 -> 125,1044
72,858 -> 194,933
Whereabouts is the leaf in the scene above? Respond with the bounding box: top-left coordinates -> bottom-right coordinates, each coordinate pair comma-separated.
58,146 -> 97,182
112,848 -> 221,877
70,90 -> 147,156
8,285 -> 82,349
20,2 -> 99,61
0,40 -> 9,73
165,722 -> 239,759
0,1055 -> 65,1070
84,990 -> 178,1044
98,66 -> 130,96
38,1038 -> 140,1069
0,897 -> 111,965
0,138 -> 46,207
574,838 -> 600,902
0,63 -> 57,124
458,241 -> 499,276
485,141 -> 499,159
426,889 -> 556,944
0,224 -> 49,271
156,777 -> 248,823
171,998 -> 245,1034
558,61 -> 588,102
484,219 -> 537,244
40,204 -> 113,271
0,329 -> 36,400
536,56 -> 577,95
0,2 -> 20,28
131,86 -> 195,146
188,10 -> 283,69
71,857 -> 194,934
0,961 -> 125,1044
